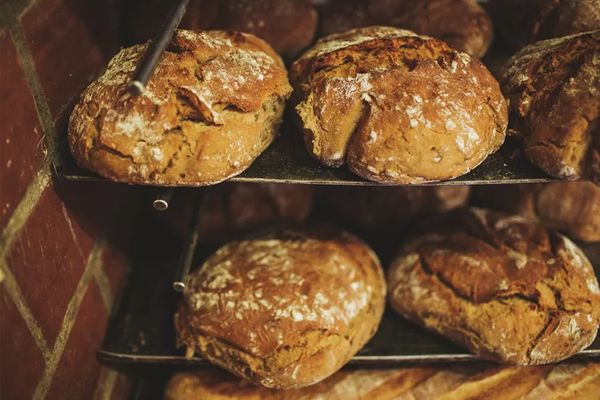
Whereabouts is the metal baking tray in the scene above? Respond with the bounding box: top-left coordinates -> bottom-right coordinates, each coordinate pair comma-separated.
98,216 -> 600,367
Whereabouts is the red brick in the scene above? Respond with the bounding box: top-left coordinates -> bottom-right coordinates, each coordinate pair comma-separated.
0,32 -> 45,230
21,0 -> 120,117
101,244 -> 130,297
0,287 -> 46,400
6,184 -> 94,346
110,372 -> 133,400
93,368 -> 132,400
45,281 -> 108,400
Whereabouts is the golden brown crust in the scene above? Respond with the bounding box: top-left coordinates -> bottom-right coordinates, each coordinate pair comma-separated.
472,182 -> 600,242
319,0 -> 493,58
164,362 -> 600,400
319,186 -> 470,229
488,0 -> 600,50
197,183 -> 315,246
68,30 -> 292,186
501,31 -> 600,184
290,26 -> 507,184
387,208 -> 600,365
175,226 -> 386,389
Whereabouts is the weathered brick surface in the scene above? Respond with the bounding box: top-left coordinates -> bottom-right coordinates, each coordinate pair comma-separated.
0,32 -> 45,230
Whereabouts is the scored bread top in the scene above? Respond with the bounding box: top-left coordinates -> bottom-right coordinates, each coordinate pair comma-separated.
178,226 -> 385,358
388,207 -> 600,365
290,26 -> 507,183
501,30 -> 600,182
68,30 -> 291,185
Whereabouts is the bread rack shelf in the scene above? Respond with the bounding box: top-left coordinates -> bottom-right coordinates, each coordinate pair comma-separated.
98,206 -> 600,367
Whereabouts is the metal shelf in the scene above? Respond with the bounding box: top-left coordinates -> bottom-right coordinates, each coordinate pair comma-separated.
98,214 -> 600,367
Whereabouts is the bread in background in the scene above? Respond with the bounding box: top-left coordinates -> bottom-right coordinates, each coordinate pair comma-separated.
472,182 -> 600,242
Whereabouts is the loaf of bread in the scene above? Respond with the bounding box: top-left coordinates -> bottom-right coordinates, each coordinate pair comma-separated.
69,30 -> 292,186
501,31 -> 600,185
318,185 -> 470,229
388,208 -> 600,366
488,0 -> 600,50
290,27 -> 508,184
198,183 -> 314,245
164,362 -> 600,400
123,0 -> 317,60
319,0 -> 493,58
175,226 -> 386,389
472,182 -> 600,242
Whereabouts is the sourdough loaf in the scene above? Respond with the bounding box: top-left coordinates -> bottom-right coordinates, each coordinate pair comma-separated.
290,27 -> 507,184
388,208 -> 600,365
488,0 -> 600,50
175,226 -> 386,389
319,185 -> 470,229
69,30 -> 292,185
319,0 -> 493,58
501,30 -> 600,184
472,182 -> 600,242
164,362 -> 600,400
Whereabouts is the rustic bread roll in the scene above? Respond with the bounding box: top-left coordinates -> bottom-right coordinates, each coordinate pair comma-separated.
319,0 -> 493,58
290,27 -> 508,184
472,182 -> 600,242
388,208 -> 600,366
123,0 -> 317,60
319,185 -> 470,229
175,226 -> 386,389
164,362 -> 600,400
501,31 -> 600,185
69,30 -> 292,186
198,183 -> 314,245
488,0 -> 600,50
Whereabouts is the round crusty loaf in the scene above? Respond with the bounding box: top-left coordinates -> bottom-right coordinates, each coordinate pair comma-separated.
388,207 -> 600,366
197,183 -> 315,245
164,362 -> 600,400
69,30 -> 292,186
319,185 -> 470,229
319,0 -> 493,58
502,30 -> 600,185
488,0 -> 600,50
472,182 -> 600,242
290,26 -> 508,184
175,226 -> 386,389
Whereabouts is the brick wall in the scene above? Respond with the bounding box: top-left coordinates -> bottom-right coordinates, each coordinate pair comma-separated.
1,0 -> 137,399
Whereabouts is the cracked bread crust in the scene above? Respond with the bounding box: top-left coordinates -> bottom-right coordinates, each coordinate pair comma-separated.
175,226 -> 386,389
502,31 -> 600,185
68,30 -> 292,186
319,0 -> 493,58
387,207 -> 600,365
290,26 -> 507,184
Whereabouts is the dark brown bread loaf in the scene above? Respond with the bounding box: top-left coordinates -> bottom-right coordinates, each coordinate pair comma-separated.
290,26 -> 507,184
164,362 -> 600,400
472,182 -> 600,242
175,226 -> 386,389
501,31 -> 600,184
69,30 -> 291,185
319,185 -> 470,229
488,0 -> 600,50
123,0 -> 317,60
197,183 -> 314,245
388,208 -> 600,366
319,0 -> 493,58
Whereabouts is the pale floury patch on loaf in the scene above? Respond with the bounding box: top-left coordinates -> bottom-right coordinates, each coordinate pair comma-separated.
175,226 -> 386,389
290,26 -> 508,184
387,208 -> 600,366
68,29 -> 291,186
